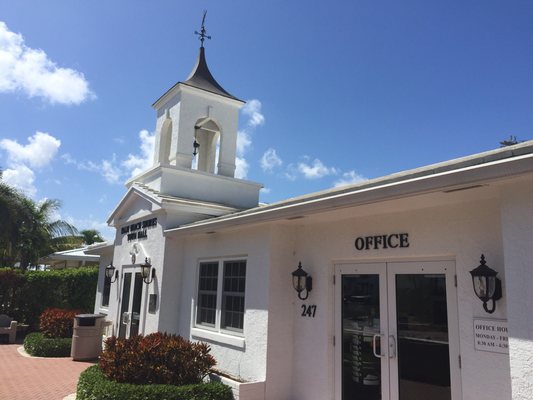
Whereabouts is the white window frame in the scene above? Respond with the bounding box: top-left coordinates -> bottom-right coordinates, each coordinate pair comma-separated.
192,257 -> 247,348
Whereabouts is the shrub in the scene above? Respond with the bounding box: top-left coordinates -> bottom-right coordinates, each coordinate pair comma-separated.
0,267 -> 98,327
39,308 -> 80,338
77,366 -> 233,400
99,332 -> 216,386
23,332 -> 72,357
0,268 -> 26,316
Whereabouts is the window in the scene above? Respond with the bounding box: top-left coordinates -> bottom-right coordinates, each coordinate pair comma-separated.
196,259 -> 246,332
101,274 -> 111,308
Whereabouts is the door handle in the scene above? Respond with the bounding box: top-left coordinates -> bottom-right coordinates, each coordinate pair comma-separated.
122,312 -> 130,325
372,334 -> 384,358
389,335 -> 397,358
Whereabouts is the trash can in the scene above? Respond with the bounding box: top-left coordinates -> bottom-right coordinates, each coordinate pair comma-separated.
71,314 -> 106,361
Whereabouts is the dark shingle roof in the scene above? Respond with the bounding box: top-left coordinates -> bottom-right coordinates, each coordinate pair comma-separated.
181,47 -> 242,102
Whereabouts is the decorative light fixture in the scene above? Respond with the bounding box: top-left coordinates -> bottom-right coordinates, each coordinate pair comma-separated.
140,257 -> 155,284
105,262 -> 118,283
292,261 -> 312,300
193,138 -> 200,156
469,254 -> 502,314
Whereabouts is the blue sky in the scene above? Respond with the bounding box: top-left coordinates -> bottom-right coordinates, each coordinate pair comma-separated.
1,1 -> 532,239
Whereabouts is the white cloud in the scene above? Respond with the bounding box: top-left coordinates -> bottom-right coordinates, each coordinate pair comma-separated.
0,131 -> 62,198
235,157 -> 249,180
236,130 -> 251,157
260,148 -> 282,172
233,99 -> 265,179
61,130 -> 155,184
283,164 -> 298,181
0,131 -> 60,168
333,170 -> 367,187
61,153 -> 76,165
297,158 -> 338,179
0,21 -> 94,104
2,164 -> 36,196
122,130 -> 155,178
62,153 -> 122,184
242,99 -> 265,128
260,187 -> 271,194
100,158 -> 123,184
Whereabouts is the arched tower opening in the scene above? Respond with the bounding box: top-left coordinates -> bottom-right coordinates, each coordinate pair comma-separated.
158,118 -> 172,165
193,117 -> 221,174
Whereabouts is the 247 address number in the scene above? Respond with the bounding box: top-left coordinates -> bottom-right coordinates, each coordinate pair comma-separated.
301,304 -> 317,318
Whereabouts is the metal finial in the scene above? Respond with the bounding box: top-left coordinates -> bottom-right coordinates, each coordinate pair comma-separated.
194,10 -> 211,47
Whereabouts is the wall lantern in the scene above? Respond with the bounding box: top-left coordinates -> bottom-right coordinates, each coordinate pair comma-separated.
292,261 -> 312,300
140,257 -> 155,284
193,138 -> 200,156
469,254 -> 502,314
105,262 -> 118,283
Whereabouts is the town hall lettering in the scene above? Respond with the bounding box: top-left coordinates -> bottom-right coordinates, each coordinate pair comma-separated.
354,233 -> 409,251
121,217 -> 158,241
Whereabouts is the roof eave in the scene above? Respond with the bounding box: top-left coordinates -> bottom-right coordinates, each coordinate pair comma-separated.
164,145 -> 533,236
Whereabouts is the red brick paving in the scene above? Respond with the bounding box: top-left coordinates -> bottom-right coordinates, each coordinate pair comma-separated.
0,343 -> 95,400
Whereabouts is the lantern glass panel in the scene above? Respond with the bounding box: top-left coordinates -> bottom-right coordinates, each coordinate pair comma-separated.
141,264 -> 151,279
293,275 -> 304,292
473,276 -> 495,300
105,265 -> 115,279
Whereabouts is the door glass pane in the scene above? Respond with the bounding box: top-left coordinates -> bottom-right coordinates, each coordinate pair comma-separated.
396,274 -> 451,400
118,272 -> 132,339
342,275 -> 382,400
129,272 -> 143,337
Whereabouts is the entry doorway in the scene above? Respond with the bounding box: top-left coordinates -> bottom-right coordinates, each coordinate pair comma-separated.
118,269 -> 144,338
335,261 -> 461,400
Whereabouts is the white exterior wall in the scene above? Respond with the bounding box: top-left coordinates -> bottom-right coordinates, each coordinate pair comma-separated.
106,196 -> 169,337
500,182 -> 533,400
264,225 -> 298,400
176,226 -> 271,383
262,196 -> 511,400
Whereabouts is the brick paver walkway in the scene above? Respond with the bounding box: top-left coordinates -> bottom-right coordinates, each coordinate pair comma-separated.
0,343 -> 95,400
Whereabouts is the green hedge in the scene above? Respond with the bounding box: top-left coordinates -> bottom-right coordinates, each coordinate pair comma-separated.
0,267 -> 98,326
77,366 -> 234,400
23,332 -> 72,357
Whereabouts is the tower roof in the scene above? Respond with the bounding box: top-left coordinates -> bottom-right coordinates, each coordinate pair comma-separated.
181,46 -> 242,102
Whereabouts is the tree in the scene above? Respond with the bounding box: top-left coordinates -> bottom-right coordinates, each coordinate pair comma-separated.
0,171 -> 30,266
80,229 -> 105,245
17,198 -> 79,269
1,173 -> 80,268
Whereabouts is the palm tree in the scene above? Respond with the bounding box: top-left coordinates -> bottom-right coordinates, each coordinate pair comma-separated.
0,171 -> 80,268
0,171 -> 28,266
50,229 -> 105,253
80,229 -> 105,245
17,198 -> 79,269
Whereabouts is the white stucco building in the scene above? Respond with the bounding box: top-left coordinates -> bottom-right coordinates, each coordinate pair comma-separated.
93,36 -> 533,400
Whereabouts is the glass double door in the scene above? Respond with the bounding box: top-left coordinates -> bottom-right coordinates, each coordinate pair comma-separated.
118,270 -> 144,338
335,261 -> 460,400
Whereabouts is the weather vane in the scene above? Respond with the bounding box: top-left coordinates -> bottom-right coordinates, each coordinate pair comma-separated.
194,10 -> 211,47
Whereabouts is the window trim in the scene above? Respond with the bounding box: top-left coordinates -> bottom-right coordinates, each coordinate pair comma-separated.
194,257 -> 247,339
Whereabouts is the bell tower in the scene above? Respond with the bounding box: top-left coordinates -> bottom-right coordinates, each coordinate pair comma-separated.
126,13 -> 261,211
152,11 -> 243,178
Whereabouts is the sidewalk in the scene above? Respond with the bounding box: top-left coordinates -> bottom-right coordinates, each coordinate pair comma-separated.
0,342 -> 95,400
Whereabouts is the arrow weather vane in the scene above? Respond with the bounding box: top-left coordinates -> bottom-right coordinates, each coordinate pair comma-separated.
194,10 -> 211,47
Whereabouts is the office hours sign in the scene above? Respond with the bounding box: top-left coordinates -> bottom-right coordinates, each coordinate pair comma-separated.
473,318 -> 509,354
